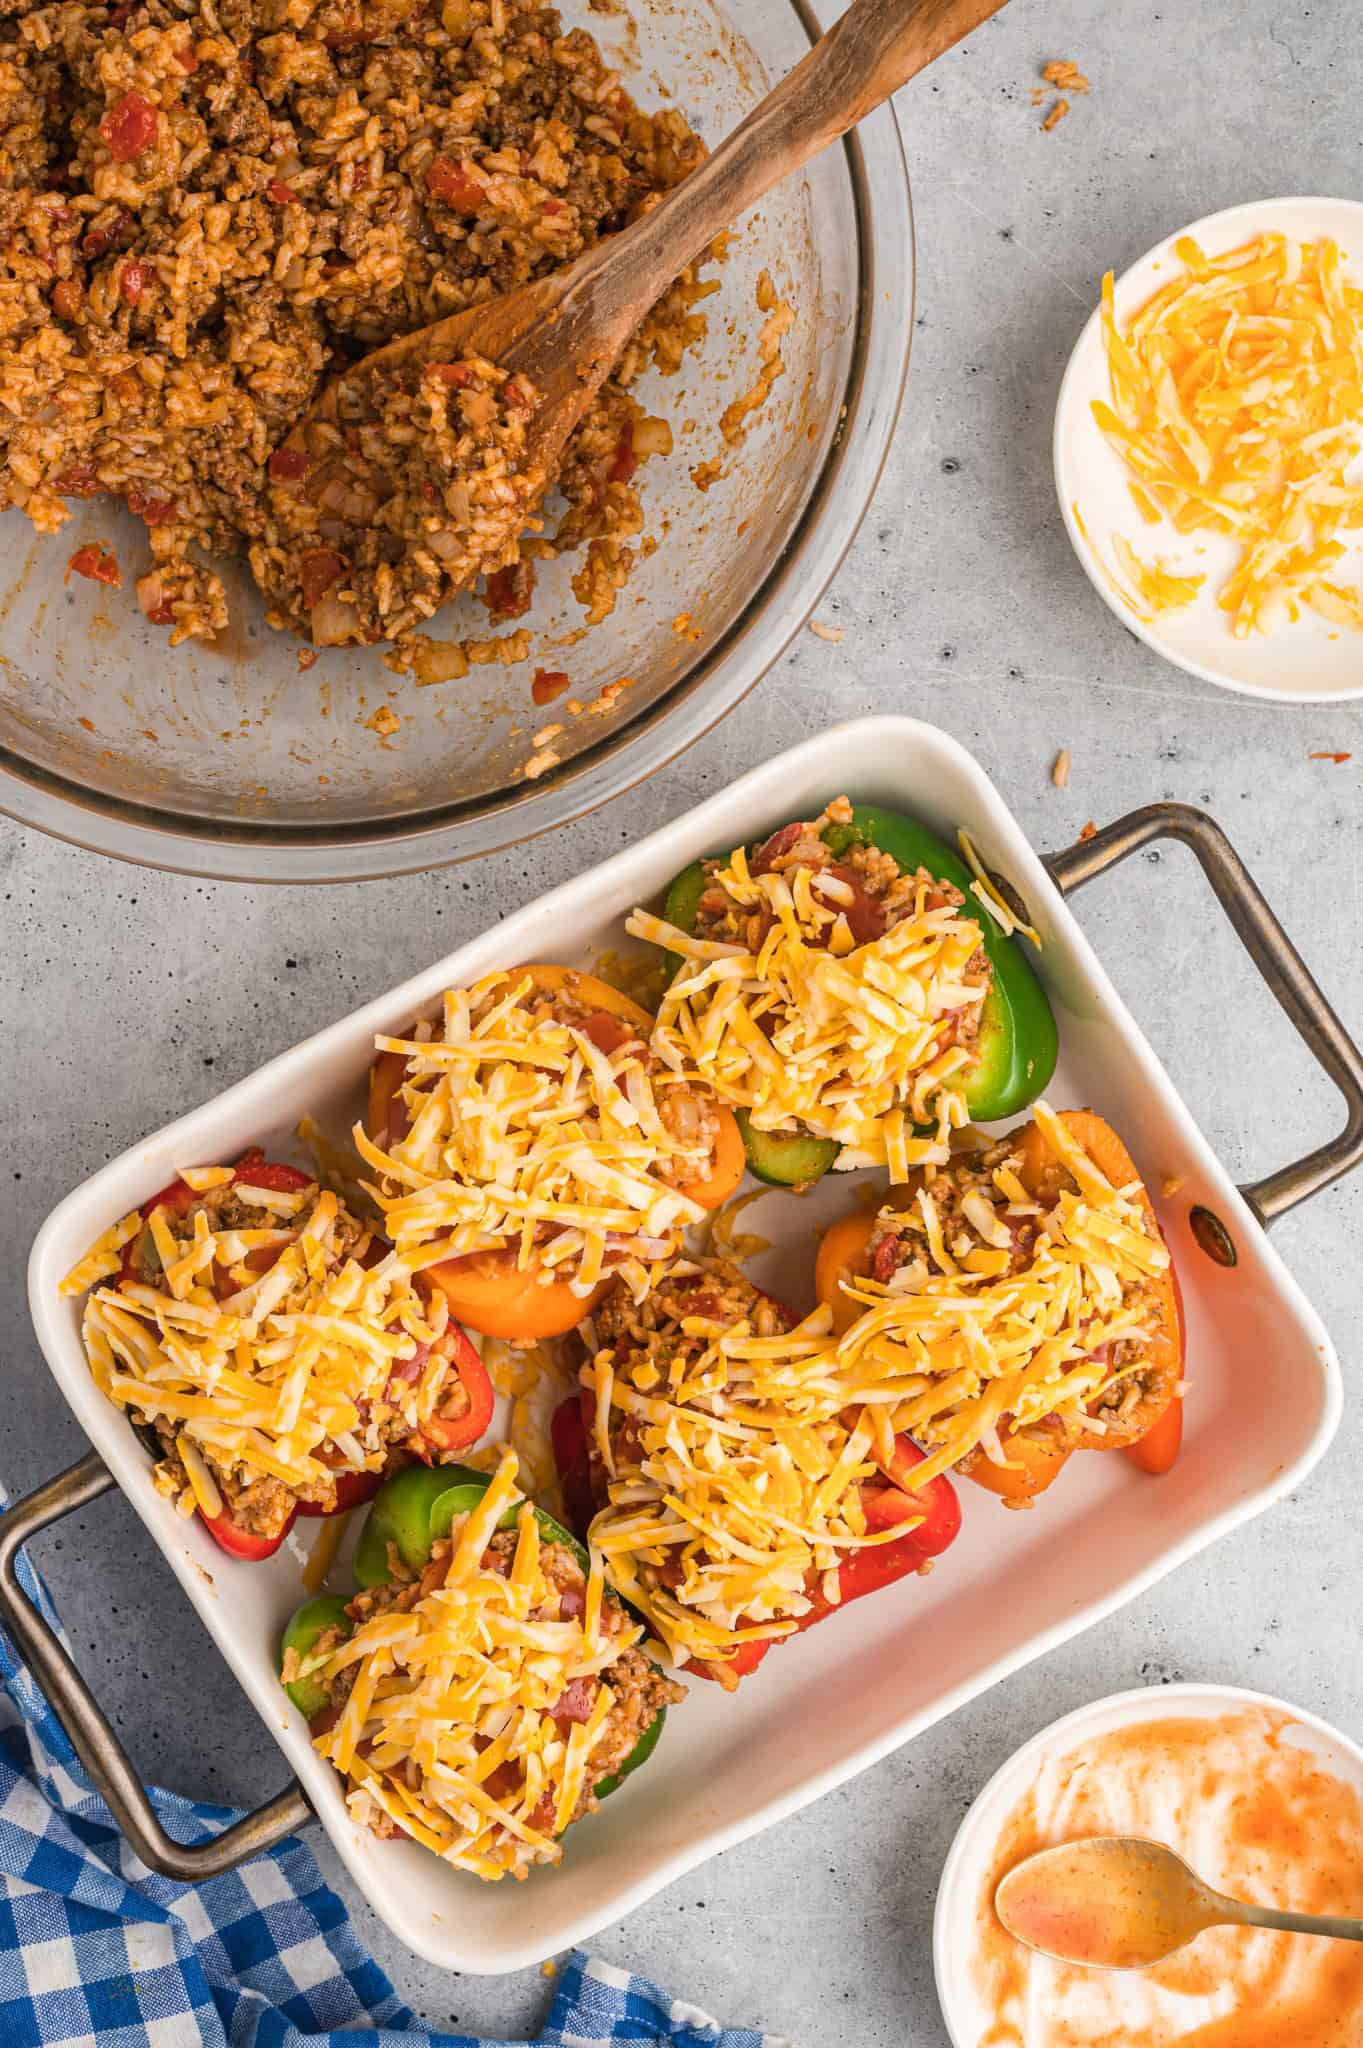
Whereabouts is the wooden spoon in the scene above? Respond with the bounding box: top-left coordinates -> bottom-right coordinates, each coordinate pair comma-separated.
995,1835 -> 1363,1971
302,0 -> 1007,498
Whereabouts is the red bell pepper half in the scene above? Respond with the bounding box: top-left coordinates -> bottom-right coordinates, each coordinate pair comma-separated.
551,1394 -> 598,1544
201,1507 -> 296,1561
407,1324 -> 495,1458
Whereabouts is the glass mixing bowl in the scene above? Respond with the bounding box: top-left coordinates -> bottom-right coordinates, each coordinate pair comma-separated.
0,0 -> 913,881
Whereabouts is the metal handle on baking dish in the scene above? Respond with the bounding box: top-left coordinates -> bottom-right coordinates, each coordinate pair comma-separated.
1043,800 -> 1363,1225
0,1452 -> 311,1879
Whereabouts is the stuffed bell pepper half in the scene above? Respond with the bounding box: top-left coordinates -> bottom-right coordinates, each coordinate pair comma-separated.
358,964 -> 745,1343
626,796 -> 1057,1190
278,1448 -> 681,1879
814,1104 -> 1187,1504
552,1258 -> 961,1691
62,1151 -> 493,1561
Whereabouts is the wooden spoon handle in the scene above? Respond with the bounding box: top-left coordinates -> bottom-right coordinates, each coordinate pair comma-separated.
568,0 -> 1007,349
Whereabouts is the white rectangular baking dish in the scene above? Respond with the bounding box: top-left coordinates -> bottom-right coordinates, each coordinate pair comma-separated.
15,715 -> 1363,1974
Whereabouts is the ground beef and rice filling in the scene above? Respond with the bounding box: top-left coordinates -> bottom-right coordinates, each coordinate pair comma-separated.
0,0 -> 710,649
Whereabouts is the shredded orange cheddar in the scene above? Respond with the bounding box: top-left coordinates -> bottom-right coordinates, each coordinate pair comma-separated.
1093,234 -> 1363,638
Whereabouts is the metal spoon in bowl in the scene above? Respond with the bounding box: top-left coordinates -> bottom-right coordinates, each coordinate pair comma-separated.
995,1835 -> 1363,1970
264,0 -> 1007,644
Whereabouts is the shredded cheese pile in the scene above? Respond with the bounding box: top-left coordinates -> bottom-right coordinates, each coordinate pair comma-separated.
1094,234 -> 1363,637
309,1450 -> 637,1878
832,1103 -> 1170,1487
627,855 -> 990,1174
355,973 -> 707,1300
63,1172 -> 444,1515
1111,536 -> 1207,621
585,1293 -> 923,1685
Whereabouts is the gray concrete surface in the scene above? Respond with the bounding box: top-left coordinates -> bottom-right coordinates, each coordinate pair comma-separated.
3,1 -> 1361,2040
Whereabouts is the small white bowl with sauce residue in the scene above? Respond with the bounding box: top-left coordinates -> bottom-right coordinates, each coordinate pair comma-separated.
934,1683 -> 1363,2048
1054,194 -> 1363,703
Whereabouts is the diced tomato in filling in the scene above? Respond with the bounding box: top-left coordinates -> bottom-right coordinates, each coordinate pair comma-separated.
176,44 -> 197,72
531,668 -> 569,705
65,543 -> 121,587
299,549 -> 346,609
485,561 -> 534,620
504,376 -> 534,413
119,257 -> 148,304
557,1581 -> 586,1620
579,1011 -> 639,1059
53,464 -> 101,497
100,91 -> 159,163
126,489 -> 176,524
52,278 -> 83,320
608,427 -> 637,483
433,362 -> 472,388
267,444 -> 309,482
821,864 -> 886,944
266,178 -> 297,205
550,1675 -> 597,1727
426,154 -> 485,212
83,213 -> 130,260
870,1231 -> 900,1284
750,821 -> 804,873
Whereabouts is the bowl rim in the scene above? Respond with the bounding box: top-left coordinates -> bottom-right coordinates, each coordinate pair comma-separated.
931,1678 -> 1363,2047
1053,192 -> 1363,706
0,0 -> 915,883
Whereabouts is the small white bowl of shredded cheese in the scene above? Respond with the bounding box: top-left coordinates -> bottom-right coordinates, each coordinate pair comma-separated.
1054,195 -> 1363,702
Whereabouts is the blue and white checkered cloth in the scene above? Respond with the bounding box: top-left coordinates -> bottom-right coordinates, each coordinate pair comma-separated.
0,1535 -> 789,2048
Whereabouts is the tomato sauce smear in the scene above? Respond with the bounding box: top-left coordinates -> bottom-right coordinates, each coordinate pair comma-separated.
971,1707 -> 1363,2048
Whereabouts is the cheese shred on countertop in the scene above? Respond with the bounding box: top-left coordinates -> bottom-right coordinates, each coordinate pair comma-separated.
627,856 -> 990,1174
1094,233 -> 1363,638
831,1101 -> 1171,1488
355,971 -> 708,1301
586,1289 -> 924,1686
68,1180 -> 446,1506
312,1448 -> 650,1880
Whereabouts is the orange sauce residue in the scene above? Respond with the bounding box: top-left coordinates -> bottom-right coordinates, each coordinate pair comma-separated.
970,1710 -> 1363,2047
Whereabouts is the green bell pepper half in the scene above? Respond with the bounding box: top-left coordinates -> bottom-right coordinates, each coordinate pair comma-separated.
347,1463 -> 666,1802
278,1594 -> 353,1719
353,1462 -> 585,1587
654,803 -> 1057,1184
